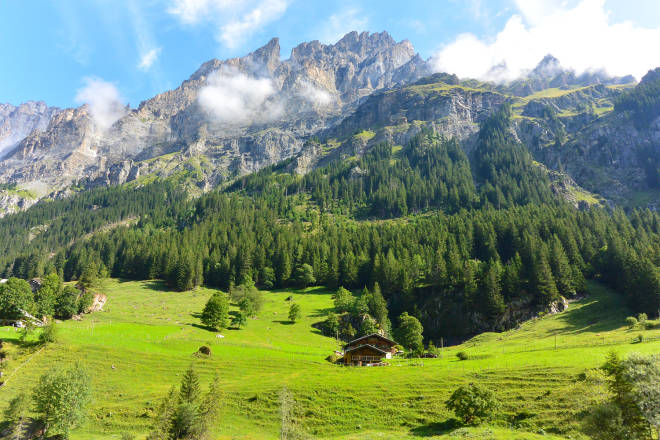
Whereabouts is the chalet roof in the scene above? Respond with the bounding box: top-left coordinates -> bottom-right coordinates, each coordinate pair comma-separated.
345,333 -> 397,348
344,344 -> 390,354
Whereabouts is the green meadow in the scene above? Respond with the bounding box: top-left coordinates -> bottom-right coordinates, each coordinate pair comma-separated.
1,280 -> 659,439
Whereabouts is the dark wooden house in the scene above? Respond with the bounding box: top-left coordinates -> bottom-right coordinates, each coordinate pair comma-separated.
343,333 -> 398,366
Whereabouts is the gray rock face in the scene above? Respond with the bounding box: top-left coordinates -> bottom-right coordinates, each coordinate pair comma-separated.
0,32 -> 431,205
0,101 -> 59,157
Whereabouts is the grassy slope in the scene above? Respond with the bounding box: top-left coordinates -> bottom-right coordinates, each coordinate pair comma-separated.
1,281 -> 659,439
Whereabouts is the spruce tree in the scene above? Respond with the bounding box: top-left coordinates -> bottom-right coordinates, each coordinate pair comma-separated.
533,250 -> 559,305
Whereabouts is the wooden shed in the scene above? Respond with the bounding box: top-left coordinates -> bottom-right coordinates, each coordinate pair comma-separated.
343,333 -> 398,366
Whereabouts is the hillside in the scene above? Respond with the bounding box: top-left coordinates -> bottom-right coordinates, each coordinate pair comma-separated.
0,32 -> 657,216
1,279 -> 658,439
0,27 -> 659,440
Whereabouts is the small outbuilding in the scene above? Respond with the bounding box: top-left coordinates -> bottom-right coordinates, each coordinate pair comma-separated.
343,333 -> 398,366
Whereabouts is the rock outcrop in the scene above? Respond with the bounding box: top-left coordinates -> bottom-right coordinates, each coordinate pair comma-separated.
0,101 -> 59,157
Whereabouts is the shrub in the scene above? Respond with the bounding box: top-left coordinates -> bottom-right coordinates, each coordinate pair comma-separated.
288,303 -> 302,323
55,286 -> 80,319
445,383 -> 499,425
326,353 -> 341,363
583,402 -> 631,440
39,321 -> 58,344
625,316 -> 638,329
77,291 -> 95,314
635,334 -> 644,343
322,314 -> 340,337
230,282 -> 264,315
637,313 -> 648,326
197,346 -> 211,356
456,351 -> 469,361
33,363 -> 92,438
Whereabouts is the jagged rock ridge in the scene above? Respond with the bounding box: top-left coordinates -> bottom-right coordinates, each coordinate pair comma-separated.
0,101 -> 59,157
0,31 -> 431,200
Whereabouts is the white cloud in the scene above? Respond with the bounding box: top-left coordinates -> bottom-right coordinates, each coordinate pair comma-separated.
220,0 -> 287,49
168,0 -> 288,49
138,47 -> 162,71
319,8 -> 369,44
298,81 -> 333,107
167,0 -> 241,24
432,0 -> 660,82
198,67 -> 280,124
75,78 -> 128,130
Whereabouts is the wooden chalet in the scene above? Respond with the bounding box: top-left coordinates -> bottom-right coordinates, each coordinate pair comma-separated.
343,333 -> 398,366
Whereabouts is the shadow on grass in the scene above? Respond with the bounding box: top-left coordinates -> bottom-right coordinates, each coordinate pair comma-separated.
190,323 -> 240,332
269,286 -> 334,296
309,307 -> 335,318
549,283 -> 629,335
115,278 -> 170,292
272,320 -> 294,325
190,323 -> 218,332
410,418 -> 462,437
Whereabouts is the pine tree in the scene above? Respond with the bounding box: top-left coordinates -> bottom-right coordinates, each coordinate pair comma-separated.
533,250 -> 559,305
549,236 -> 575,297
147,387 -> 177,440
179,366 -> 201,404
367,282 -> 390,334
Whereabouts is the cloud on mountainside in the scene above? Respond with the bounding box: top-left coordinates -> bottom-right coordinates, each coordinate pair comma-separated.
198,67 -> 280,124
432,0 -> 660,81
168,0 -> 288,49
198,67 -> 337,125
75,77 -> 128,130
298,81 -> 334,108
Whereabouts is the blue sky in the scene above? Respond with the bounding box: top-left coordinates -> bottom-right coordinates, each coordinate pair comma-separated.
1,0 -> 659,108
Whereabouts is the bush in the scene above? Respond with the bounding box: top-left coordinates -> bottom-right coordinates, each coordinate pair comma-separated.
33,363 -> 92,438
322,314 -> 340,337
289,303 -> 302,323
78,291 -> 95,314
625,316 -> 638,329
635,334 -> 644,343
445,383 -> 499,425
326,353 -> 341,363
456,351 -> 469,361
230,282 -> 263,315
637,313 -> 648,326
583,402 -> 630,440
55,286 -> 81,319
39,321 -> 58,344
197,346 -> 211,356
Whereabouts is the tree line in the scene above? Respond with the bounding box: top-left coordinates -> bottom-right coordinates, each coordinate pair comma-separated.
0,106 -> 658,339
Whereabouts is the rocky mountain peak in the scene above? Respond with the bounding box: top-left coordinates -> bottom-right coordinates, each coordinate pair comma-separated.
0,30 -> 433,210
0,101 -> 60,156
641,67 -> 660,85
531,54 -> 563,79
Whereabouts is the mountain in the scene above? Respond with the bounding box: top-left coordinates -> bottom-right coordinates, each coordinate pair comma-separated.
0,37 -> 657,217
502,54 -> 635,97
0,101 -> 59,157
0,31 -> 430,212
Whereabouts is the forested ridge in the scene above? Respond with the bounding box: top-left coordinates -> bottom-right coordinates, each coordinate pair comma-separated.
1,105 -> 659,338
